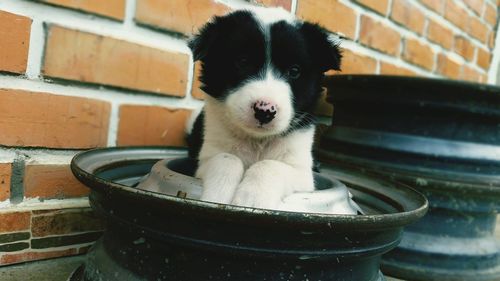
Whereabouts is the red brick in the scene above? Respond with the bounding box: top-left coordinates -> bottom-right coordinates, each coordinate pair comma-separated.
0,11 -> 31,74
476,47 -> 492,69
41,0 -> 125,20
24,165 -> 90,199
252,0 -> 293,11
380,62 -> 418,76
0,164 -> 11,202
0,248 -> 77,266
191,61 -> 205,100
445,0 -> 469,30
484,3 -> 498,26
427,18 -> 454,49
359,16 -> 401,56
118,105 -> 192,146
338,50 -> 378,74
32,209 -> 103,237
454,35 -> 476,61
135,0 -> 230,35
461,65 -> 482,82
437,53 -> 462,78
467,16 -> 490,43
420,0 -> 445,14
390,0 -> 426,34
353,0 -> 389,15
403,38 -> 436,70
0,89 -> 110,149
43,25 -> 189,97
297,0 -> 358,39
463,0 -> 484,15
0,212 -> 31,233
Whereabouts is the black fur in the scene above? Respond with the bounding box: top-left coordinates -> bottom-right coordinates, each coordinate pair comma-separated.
186,112 -> 204,159
189,11 -> 266,100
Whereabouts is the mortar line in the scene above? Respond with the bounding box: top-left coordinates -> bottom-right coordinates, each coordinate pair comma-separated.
25,19 -> 45,80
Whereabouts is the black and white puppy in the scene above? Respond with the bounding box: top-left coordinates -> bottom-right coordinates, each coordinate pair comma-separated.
187,7 -> 341,209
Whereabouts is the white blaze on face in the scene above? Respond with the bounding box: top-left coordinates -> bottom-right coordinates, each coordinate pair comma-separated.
245,6 -> 295,26
225,70 -> 294,137
223,7 -> 297,138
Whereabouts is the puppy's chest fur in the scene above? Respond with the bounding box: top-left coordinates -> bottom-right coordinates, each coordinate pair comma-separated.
198,98 -> 314,170
212,132 -> 293,168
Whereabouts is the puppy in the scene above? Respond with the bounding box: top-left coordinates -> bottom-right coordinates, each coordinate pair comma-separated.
187,7 -> 342,209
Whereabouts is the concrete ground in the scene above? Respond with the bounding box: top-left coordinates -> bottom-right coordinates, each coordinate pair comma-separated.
0,255 -> 85,281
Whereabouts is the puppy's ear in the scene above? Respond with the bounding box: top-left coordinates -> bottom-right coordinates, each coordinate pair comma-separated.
189,18 -> 220,61
300,22 -> 342,72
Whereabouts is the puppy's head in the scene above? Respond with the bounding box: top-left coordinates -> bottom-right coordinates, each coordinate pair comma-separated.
190,7 -> 341,138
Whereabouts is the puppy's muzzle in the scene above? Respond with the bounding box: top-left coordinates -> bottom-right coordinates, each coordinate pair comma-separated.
253,101 -> 277,125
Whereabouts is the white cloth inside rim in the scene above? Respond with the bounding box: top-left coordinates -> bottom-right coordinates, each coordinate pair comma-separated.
137,159 -> 363,215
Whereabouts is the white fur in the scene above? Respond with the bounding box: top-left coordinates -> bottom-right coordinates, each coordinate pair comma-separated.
226,70 -> 293,137
244,6 -> 295,26
197,96 -> 315,208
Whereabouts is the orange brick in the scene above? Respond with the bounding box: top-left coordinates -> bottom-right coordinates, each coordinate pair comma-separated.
0,212 -> 31,233
0,248 -> 77,266
484,3 -> 498,26
476,47 -> 492,69
41,0 -> 125,20
337,50 -> 377,74
353,0 -> 389,15
403,38 -> 435,70
191,61 -> 205,100
479,73 -> 488,83
380,62 -> 418,76
467,16 -> 490,43
0,88 -> 110,149
0,11 -> 31,74
297,0 -> 358,39
0,164 -> 11,202
135,0 -> 230,35
118,105 -> 192,146
454,35 -> 476,61
252,0 -> 293,11
359,16 -> 401,56
437,53 -> 462,78
420,0 -> 445,14
489,30 -> 496,49
43,25 -> 189,97
445,0 -> 469,30
427,19 -> 454,49
463,0 -> 484,15
24,165 -> 90,199
390,0 -> 426,34
461,65 -> 482,82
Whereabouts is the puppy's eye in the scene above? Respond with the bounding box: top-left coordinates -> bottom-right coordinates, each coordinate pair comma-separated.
287,65 -> 301,79
235,56 -> 249,69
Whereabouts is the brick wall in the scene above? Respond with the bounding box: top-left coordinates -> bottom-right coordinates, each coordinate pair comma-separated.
0,0 -> 499,266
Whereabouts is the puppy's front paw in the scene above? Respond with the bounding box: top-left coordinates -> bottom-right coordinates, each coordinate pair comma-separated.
231,185 -> 279,209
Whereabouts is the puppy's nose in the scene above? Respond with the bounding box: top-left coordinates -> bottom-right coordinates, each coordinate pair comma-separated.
253,101 -> 277,125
